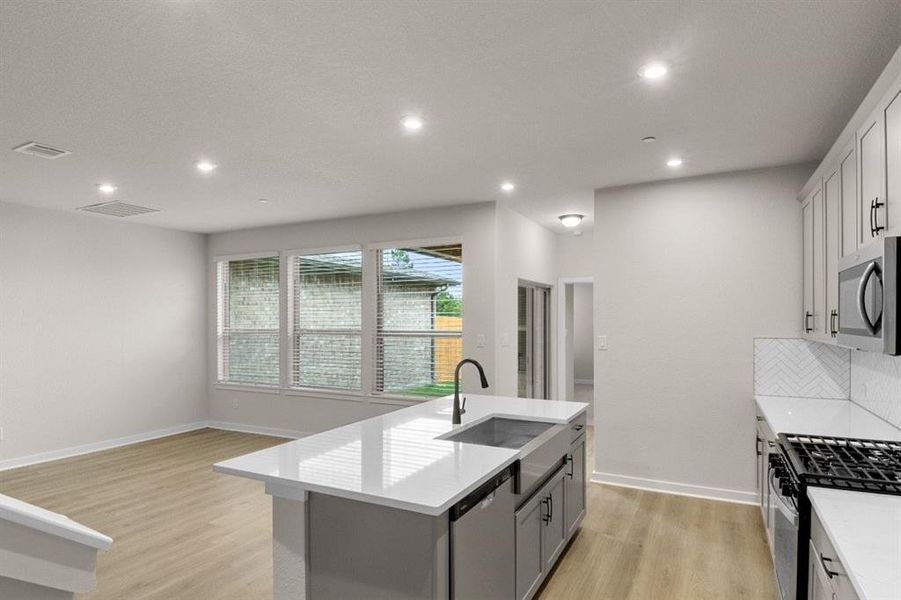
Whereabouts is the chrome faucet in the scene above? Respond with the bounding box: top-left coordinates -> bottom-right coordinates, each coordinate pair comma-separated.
452,358 -> 489,425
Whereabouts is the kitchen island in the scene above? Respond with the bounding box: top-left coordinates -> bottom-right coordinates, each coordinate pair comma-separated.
215,394 -> 588,600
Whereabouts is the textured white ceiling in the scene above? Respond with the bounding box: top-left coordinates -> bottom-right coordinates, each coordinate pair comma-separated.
1,1 -> 899,233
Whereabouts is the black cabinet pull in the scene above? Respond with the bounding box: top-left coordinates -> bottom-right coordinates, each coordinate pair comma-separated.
871,197 -> 885,236
548,494 -> 553,523
756,435 -> 762,457
805,311 -> 813,333
566,455 -> 574,478
830,309 -> 838,337
541,498 -> 550,524
820,554 -> 840,579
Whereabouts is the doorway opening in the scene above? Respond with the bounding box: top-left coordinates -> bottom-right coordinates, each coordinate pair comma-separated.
557,278 -> 593,419
517,281 -> 551,399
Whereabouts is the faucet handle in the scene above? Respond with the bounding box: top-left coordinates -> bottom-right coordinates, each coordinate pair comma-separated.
461,396 -> 466,414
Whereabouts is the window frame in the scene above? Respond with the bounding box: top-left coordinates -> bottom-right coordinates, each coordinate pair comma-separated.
214,252 -> 282,389
370,239 -> 464,400
211,236 -> 463,404
285,245 -> 365,394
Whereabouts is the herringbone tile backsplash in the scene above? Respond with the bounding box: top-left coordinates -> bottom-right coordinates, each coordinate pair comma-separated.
754,338 -> 850,399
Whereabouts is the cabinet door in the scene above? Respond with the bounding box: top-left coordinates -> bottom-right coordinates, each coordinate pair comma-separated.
886,89 -> 901,234
840,141 -> 858,258
563,436 -> 586,539
541,471 -> 566,571
808,540 -> 836,600
858,110 -> 886,245
802,197 -> 815,335
824,168 -> 840,338
515,491 -> 544,600
812,186 -> 827,336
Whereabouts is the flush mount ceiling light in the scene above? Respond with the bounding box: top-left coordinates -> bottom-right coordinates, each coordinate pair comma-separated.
196,160 -> 217,173
641,136 -> 657,143
558,214 -> 584,228
500,181 -> 516,193
639,61 -> 669,80
258,198 -> 269,204
666,157 -> 684,168
401,115 -> 424,132
96,183 -> 117,194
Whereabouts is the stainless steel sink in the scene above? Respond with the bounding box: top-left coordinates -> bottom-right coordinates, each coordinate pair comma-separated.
442,417 -> 554,449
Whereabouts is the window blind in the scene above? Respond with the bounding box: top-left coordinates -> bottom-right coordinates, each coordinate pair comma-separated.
216,256 -> 280,386
375,244 -> 463,398
289,251 -> 362,390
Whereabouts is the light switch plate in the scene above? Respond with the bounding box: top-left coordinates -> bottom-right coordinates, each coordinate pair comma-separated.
597,335 -> 608,351
501,333 -> 510,347
476,334 -> 486,348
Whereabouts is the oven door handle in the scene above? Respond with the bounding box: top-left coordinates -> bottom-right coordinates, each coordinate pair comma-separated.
857,260 -> 883,335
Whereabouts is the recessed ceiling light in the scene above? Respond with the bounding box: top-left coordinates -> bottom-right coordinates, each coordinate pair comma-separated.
500,181 -> 516,193
639,61 -> 668,80
558,214 -> 584,228
196,160 -> 217,173
97,183 -> 117,194
641,136 -> 657,143
666,157 -> 683,168
258,198 -> 269,204
401,115 -> 424,132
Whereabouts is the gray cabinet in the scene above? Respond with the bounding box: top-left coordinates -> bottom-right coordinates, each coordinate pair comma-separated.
563,436 -> 585,539
886,89 -> 901,235
541,471 -> 566,571
802,193 -> 816,335
514,490 -> 544,600
810,511 -> 861,600
808,540 -> 835,600
514,466 -> 568,600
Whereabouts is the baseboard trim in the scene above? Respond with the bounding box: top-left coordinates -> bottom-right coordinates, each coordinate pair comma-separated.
207,421 -> 307,439
0,421 -> 209,472
590,471 -> 757,505
574,379 -> 593,386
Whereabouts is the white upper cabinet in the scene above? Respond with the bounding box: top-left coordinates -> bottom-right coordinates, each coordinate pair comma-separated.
885,88 -> 901,229
800,65 -> 901,346
802,192 -> 816,336
839,141 -> 858,259
857,107 -> 886,245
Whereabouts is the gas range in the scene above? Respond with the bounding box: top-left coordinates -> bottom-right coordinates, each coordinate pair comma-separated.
779,433 -> 901,496
767,434 -> 901,600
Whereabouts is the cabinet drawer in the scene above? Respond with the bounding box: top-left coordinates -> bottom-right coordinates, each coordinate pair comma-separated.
810,511 -> 861,600
569,413 -> 586,443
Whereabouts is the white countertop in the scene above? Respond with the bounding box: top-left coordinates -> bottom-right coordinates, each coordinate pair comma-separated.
807,488 -> 901,600
0,493 -> 112,550
214,394 -> 588,515
755,396 -> 901,441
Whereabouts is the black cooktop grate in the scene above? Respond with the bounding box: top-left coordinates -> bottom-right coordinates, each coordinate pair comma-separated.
782,434 -> 901,496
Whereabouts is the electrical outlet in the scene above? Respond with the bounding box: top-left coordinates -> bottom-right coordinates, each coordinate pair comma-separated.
232,398 -> 239,409
0,427 -> 4,442
476,334 -> 486,348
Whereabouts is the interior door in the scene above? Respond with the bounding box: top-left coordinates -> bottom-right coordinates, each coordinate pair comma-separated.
518,283 -> 551,399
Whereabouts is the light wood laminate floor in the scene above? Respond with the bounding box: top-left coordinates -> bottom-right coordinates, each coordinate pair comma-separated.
0,427 -> 775,600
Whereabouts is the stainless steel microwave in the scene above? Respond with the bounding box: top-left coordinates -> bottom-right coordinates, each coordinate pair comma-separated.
837,236 -> 900,354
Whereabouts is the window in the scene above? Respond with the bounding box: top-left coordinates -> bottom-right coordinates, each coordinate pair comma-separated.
216,256 -> 280,386
289,250 -> 362,390
375,244 -> 463,398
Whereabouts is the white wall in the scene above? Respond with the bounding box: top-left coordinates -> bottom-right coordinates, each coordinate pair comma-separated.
493,206 -> 558,397
556,231 -> 593,279
572,283 -> 593,382
207,203 -> 497,434
0,202 -> 207,463
592,164 -> 812,502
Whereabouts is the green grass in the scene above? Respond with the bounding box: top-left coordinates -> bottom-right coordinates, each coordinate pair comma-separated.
398,381 -> 456,397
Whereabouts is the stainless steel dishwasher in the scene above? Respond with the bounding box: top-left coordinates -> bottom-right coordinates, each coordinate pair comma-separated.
450,463 -> 516,599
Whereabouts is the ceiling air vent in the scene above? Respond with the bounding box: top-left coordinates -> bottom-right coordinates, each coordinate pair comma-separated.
12,141 -> 72,159
76,201 -> 159,218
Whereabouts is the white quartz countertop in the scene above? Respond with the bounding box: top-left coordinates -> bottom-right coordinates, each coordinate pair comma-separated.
807,488 -> 901,600
0,493 -> 112,550
214,394 -> 588,515
755,396 -> 901,441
